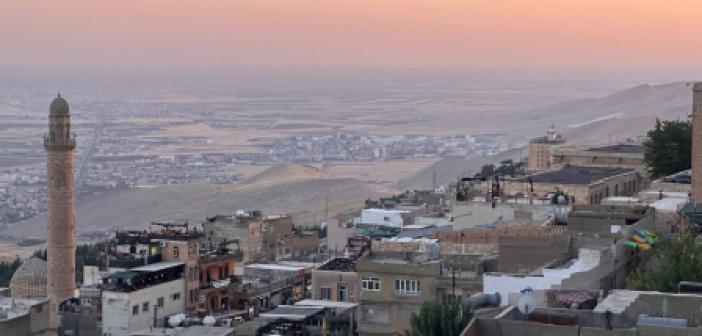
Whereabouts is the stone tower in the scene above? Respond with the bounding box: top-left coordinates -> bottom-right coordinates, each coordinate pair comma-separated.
44,94 -> 76,333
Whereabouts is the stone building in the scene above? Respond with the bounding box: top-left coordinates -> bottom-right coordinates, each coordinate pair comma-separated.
356,249 -> 441,336
692,82 -> 702,201
9,257 -> 47,299
0,297 -> 50,336
527,125 -> 565,172
498,165 -> 648,205
311,258 -> 358,302
44,94 -> 77,334
551,144 -> 645,168
198,249 -> 241,314
203,211 -> 263,263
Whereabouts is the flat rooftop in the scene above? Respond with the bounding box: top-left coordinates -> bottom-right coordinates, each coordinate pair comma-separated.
245,264 -> 306,272
130,261 -> 184,272
585,144 -> 645,154
0,297 -> 46,321
130,326 -> 233,336
530,166 -> 635,185
317,258 -> 355,272
260,305 -> 325,321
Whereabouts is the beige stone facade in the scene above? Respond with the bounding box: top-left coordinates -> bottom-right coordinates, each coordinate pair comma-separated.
551,144 -> 645,168
44,95 -> 77,334
356,254 -> 441,336
692,82 -> 702,201
496,166 -> 648,205
527,127 -> 565,172
162,239 -> 200,311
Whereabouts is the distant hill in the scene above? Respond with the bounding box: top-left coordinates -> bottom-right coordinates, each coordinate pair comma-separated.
404,82 -> 693,189
245,164 -> 334,186
1,176 -> 391,240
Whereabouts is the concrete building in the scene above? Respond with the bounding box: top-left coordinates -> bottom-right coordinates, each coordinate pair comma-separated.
9,257 -> 47,299
101,262 -> 186,336
110,225 -> 203,312
355,248 -> 441,336
158,231 -> 201,312
463,290 -> 702,336
528,125 -> 565,172
198,248 -> 241,314
360,209 -> 412,228
692,82 -> 702,201
0,297 -> 50,336
203,211 -> 263,263
567,204 -> 649,236
311,258 -> 358,302
44,94 -> 77,334
204,211 -> 301,263
59,291 -> 101,336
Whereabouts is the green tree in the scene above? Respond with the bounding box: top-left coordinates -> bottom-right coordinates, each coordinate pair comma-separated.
405,295 -> 472,336
0,257 -> 22,286
644,119 -> 692,178
626,234 -> 702,292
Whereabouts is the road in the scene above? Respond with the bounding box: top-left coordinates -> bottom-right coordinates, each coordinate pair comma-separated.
74,117 -> 106,196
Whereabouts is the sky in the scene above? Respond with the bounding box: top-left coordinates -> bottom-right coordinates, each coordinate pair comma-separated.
1,0 -> 702,70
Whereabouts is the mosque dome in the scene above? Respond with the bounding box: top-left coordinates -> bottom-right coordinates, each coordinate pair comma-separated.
9,257 -> 47,299
50,94 -> 69,115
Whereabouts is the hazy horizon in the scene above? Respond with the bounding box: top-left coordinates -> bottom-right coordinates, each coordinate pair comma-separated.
2,0 -> 702,70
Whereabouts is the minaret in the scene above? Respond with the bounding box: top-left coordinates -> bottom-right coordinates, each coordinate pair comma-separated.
44,94 -> 76,333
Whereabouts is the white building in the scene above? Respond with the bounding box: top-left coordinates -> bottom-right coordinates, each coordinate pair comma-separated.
359,209 -> 411,228
101,262 -> 186,336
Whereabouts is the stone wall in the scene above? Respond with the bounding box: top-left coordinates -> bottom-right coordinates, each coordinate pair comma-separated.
497,235 -> 571,273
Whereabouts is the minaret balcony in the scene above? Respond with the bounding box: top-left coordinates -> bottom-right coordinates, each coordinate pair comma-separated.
44,133 -> 76,150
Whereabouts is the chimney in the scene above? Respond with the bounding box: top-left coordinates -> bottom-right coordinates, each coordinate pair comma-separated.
692,83 -> 702,202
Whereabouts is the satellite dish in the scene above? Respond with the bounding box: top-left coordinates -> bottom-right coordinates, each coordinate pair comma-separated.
203,315 -> 216,326
517,292 -> 536,315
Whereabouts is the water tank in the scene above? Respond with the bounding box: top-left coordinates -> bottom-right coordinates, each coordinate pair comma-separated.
203,315 -> 216,326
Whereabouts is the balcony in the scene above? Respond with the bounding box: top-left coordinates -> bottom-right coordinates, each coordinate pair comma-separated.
43,133 -> 76,150
200,250 -> 243,264
108,254 -> 162,268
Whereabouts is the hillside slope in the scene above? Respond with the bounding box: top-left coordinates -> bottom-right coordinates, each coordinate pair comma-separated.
404,82 -> 693,189
1,177 -> 391,240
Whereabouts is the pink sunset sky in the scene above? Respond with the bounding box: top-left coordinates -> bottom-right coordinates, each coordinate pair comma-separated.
1,0 -> 701,69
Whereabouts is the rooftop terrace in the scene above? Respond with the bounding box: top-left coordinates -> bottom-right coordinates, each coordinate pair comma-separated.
317,257 -> 356,272
529,166 -> 635,185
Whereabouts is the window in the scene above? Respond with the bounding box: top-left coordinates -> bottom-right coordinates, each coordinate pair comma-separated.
361,277 -> 381,291
383,216 -> 390,221
320,287 -> 332,300
173,247 -> 179,258
142,302 -> 149,312
172,292 -> 181,301
338,284 -> 348,302
394,279 -> 420,296
132,305 -> 139,315
157,297 -> 164,307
